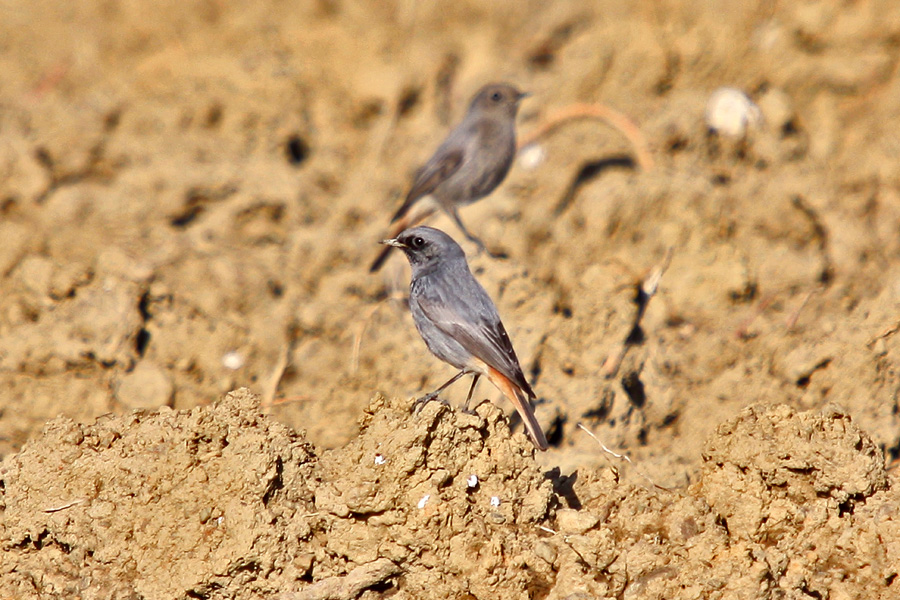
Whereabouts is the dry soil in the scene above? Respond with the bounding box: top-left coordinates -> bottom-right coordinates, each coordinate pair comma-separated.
1,1 -> 900,599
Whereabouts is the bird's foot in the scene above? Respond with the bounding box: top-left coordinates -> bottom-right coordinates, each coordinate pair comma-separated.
461,398 -> 488,416
412,392 -> 449,414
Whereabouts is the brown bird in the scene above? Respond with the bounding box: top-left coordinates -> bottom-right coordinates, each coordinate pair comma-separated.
370,82 -> 527,272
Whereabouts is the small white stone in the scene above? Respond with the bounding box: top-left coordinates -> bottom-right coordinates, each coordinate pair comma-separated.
467,475 -> 479,488
374,454 -> 386,465
706,87 -> 763,138
490,496 -> 501,507
518,143 -> 546,170
417,494 -> 430,509
222,351 -> 245,370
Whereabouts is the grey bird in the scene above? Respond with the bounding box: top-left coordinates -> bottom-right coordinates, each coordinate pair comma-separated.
370,83 -> 528,272
382,226 -> 549,451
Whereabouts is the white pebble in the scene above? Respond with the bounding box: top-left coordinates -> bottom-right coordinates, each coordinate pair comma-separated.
374,454 -> 386,465
222,351 -> 245,370
518,143 -> 546,170
417,494 -> 430,509
467,475 -> 478,488
490,496 -> 501,507
705,87 -> 763,138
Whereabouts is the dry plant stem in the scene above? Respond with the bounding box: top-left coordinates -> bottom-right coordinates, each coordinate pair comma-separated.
44,499 -> 86,513
260,343 -> 290,413
868,319 -> 900,347
280,558 -> 401,600
734,294 -> 776,340
518,102 -> 654,171
785,288 -> 816,330
601,248 -> 673,378
577,423 -> 667,491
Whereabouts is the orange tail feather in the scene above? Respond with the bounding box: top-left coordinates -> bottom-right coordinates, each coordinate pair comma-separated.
487,367 -> 548,451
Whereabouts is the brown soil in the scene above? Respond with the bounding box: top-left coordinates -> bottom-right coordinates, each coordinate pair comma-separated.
2,1 -> 900,598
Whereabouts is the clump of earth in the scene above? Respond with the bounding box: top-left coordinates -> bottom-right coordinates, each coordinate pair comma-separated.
2,391 -> 897,598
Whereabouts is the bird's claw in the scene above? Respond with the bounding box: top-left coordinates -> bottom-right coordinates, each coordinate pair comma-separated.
412,393 -> 448,414
461,398 -> 488,416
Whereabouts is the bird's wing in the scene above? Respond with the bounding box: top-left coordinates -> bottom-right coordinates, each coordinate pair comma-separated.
390,149 -> 464,223
415,274 -> 535,398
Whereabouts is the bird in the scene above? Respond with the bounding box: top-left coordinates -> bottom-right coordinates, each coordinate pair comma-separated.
382,226 -> 549,450
370,82 -> 528,272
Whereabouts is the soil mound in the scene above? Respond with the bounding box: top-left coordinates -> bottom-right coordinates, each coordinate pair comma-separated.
2,392 -> 896,599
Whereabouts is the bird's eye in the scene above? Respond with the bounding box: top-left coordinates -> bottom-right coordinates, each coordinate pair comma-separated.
490,91 -> 503,102
410,236 -> 425,249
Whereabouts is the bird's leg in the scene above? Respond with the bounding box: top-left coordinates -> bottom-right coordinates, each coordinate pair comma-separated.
413,370 -> 467,413
448,208 -> 498,258
462,373 -> 481,414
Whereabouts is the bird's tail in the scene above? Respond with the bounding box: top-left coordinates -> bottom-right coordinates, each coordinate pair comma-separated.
389,193 -> 418,224
487,367 -> 549,451
369,240 -> 397,273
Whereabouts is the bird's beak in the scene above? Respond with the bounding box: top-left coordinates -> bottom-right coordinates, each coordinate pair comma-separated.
381,238 -> 406,248
517,91 -> 531,102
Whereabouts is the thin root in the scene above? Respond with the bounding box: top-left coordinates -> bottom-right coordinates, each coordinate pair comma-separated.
44,499 -> 86,513
785,288 -> 817,331
260,343 -> 290,413
577,423 -> 667,491
868,320 -> 900,348
519,102 -> 654,171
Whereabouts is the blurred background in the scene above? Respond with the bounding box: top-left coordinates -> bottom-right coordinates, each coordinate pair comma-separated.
2,0 -> 900,485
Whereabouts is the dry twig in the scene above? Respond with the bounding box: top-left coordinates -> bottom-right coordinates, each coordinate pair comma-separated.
868,320 -> 900,348
577,423 -> 667,491
785,288 -> 817,331
43,499 -> 86,513
518,102 -> 654,171
260,343 -> 290,413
